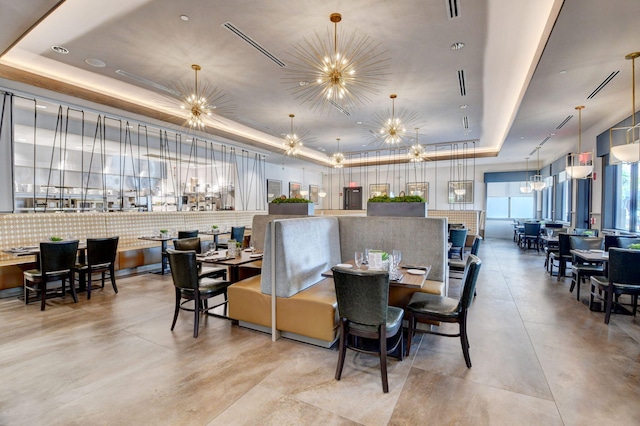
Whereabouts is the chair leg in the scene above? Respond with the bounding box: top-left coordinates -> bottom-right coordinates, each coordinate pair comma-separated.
87,271 -> 92,300
460,313 -> 472,368
40,279 -> 47,311
194,295 -> 200,338
223,290 -> 228,317
110,266 -> 118,294
170,288 -> 180,331
335,319 -> 347,381
24,277 -> 29,305
576,273 -> 583,301
379,327 -> 389,393
67,272 -> 78,303
604,285 -> 614,324
405,313 -> 414,356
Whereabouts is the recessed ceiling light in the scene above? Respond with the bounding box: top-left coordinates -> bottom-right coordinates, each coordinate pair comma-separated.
180,15 -> 189,21
51,45 -> 69,54
362,144 -> 367,147
299,81 -> 310,86
35,104 -> 47,109
559,70 -> 567,74
450,42 -> 465,50
85,58 -> 106,67
356,121 -> 363,125
459,104 -> 468,109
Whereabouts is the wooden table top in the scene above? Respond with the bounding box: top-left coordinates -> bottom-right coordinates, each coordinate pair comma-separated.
321,260 -> 429,288
199,249 -> 262,266
570,249 -> 608,262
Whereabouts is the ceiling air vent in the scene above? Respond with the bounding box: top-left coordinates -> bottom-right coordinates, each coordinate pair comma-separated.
457,70 -> 466,96
587,71 -> 619,99
115,69 -> 180,96
222,21 -> 286,68
462,116 -> 469,129
329,100 -> 351,116
446,0 -> 460,19
539,136 -> 551,146
556,115 -> 573,130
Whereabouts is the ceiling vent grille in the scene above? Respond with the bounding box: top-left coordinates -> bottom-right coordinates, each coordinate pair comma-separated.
556,115 -> 573,129
539,136 -> 551,146
222,21 -> 286,68
457,70 -> 466,96
587,71 -> 619,99
115,69 -> 180,96
446,0 -> 460,19
462,116 -> 469,129
329,100 -> 351,116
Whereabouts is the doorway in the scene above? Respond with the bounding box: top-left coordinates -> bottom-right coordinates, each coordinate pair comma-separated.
343,187 -> 362,210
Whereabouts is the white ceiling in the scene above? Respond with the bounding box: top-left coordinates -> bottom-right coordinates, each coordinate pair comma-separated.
1,0 -> 639,169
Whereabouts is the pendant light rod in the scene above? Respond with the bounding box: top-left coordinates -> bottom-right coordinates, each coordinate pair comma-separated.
629,52 -> 639,128
576,105 -> 584,151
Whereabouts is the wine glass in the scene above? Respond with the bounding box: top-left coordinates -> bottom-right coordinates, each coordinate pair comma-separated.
354,252 -> 364,269
392,250 -> 402,268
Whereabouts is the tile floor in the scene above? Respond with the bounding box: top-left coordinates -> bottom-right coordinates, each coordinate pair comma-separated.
1,239 -> 640,425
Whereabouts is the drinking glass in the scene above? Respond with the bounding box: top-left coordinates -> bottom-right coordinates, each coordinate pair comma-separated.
354,252 -> 364,269
392,250 -> 402,267
208,241 -> 216,254
546,228 -> 553,237
364,248 -> 371,264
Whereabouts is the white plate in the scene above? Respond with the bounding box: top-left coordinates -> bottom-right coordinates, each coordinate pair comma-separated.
591,249 -> 604,253
244,248 -> 253,252
407,269 -> 426,275
335,263 -> 353,268
249,253 -> 263,258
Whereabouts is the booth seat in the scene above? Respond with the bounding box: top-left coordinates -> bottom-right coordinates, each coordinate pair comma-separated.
227,215 -> 448,347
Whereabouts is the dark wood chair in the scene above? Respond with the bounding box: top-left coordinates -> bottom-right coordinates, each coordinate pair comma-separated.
448,228 -> 468,259
167,248 -> 232,338
178,230 -> 199,239
590,248 -> 640,324
173,237 -> 226,280
550,233 -> 573,281
332,267 -> 404,393
569,236 -> 604,301
24,240 -> 79,310
74,237 -> 119,300
405,255 -> 482,368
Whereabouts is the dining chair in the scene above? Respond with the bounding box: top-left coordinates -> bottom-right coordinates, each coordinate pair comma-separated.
332,267 -> 404,393
405,255 -> 482,368
166,249 -> 232,338
520,222 -> 541,251
569,236 -> 604,301
216,226 -> 246,249
178,230 -> 199,239
549,233 -> 574,281
74,237 -> 119,300
24,240 -> 79,310
449,235 -> 481,275
173,237 -> 226,280
590,248 -> 640,324
448,228 -> 468,259
616,236 -> 640,249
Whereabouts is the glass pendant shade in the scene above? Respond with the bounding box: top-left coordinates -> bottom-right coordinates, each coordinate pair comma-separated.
318,188 -> 327,198
520,157 -> 532,193
531,147 -> 546,190
566,106 -> 593,178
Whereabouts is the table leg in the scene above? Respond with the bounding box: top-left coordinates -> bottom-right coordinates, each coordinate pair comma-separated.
161,240 -> 168,275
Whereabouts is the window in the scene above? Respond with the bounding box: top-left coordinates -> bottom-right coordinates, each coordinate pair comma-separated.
614,163 -> 632,230
486,182 -> 534,219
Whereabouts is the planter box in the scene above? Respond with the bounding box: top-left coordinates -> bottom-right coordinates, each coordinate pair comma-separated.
366,202 -> 428,217
268,203 -> 314,215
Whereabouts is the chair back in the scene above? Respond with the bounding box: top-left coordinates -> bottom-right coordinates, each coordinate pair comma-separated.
616,237 -> 640,249
558,233 -> 573,256
570,236 -> 604,251
332,268 -> 390,326
449,228 -> 468,247
174,237 -> 202,253
524,222 -> 541,237
470,236 -> 482,256
448,223 -> 465,232
545,223 -> 563,228
230,226 -> 245,242
178,230 -> 198,239
40,240 -> 79,274
608,248 -> 640,285
551,228 -> 567,237
574,228 -> 598,236
460,255 -> 482,309
166,249 -> 199,290
605,235 -> 620,251
87,237 -> 119,266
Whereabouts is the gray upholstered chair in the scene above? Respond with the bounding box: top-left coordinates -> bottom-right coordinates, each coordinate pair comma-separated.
569,236 -> 604,301
24,240 -> 79,311
166,248 -> 232,338
590,248 -> 640,324
405,255 -> 482,368
173,237 -> 226,280
449,235 -> 482,275
332,267 -> 404,393
74,237 -> 119,300
448,228 -> 468,259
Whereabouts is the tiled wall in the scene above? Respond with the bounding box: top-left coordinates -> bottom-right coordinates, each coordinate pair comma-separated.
428,210 -> 482,235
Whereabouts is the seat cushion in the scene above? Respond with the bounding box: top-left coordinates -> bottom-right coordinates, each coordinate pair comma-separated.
572,264 -> 604,273
349,305 -> 404,336
448,259 -> 465,271
181,277 -> 230,297
407,292 -> 461,318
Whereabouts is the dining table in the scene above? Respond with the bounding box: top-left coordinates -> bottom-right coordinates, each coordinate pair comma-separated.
138,234 -> 176,274
199,248 -> 263,283
321,260 -> 431,289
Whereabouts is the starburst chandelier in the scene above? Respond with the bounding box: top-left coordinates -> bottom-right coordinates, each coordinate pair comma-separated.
283,114 -> 304,156
408,128 -> 425,162
283,12 -> 390,113
169,64 -> 235,129
368,94 -> 418,145
331,138 -> 345,168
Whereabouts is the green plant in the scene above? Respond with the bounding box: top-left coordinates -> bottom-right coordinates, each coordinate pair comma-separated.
236,241 -> 242,248
367,195 -> 425,203
211,225 -> 218,230
159,229 -> 168,234
270,197 -> 312,204
628,243 -> 640,250
49,236 -> 63,242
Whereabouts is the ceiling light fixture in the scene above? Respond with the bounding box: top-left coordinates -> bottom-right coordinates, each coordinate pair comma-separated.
283,114 -> 304,156
610,52 -> 640,163
169,64 -> 235,130
283,12 -> 390,113
519,157 -> 533,193
450,42 -> 465,50
331,138 -> 345,168
51,45 -> 69,54
369,94 -> 418,145
566,106 -> 593,178
85,58 -> 106,67
408,128 -> 425,162
530,147 -> 546,190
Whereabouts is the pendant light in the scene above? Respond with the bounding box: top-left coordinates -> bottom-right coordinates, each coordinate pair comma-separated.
520,158 -> 533,193
610,52 -> 640,163
566,105 -> 593,178
530,147 -> 546,191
